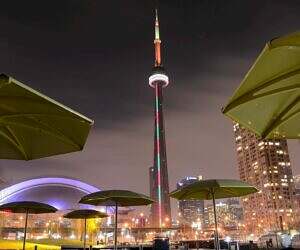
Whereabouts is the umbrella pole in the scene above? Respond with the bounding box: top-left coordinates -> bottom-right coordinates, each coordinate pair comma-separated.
23,210 -> 28,250
212,191 -> 219,250
114,203 -> 118,250
84,218 -> 87,250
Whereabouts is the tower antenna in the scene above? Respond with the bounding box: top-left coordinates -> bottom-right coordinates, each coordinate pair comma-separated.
154,8 -> 161,66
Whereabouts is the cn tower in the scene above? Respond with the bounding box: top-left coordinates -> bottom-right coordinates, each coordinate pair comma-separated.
149,9 -> 171,228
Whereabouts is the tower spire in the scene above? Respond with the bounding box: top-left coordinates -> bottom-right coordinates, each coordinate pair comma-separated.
155,9 -> 160,40
154,9 -> 161,66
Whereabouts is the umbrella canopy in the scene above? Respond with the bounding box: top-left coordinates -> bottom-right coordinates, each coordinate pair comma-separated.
64,209 -> 107,249
170,179 -> 258,250
0,201 -> 57,250
222,32 -> 300,139
63,209 -> 108,219
79,190 -> 153,250
79,190 -> 154,207
0,73 -> 93,160
0,201 -> 57,214
169,179 -> 258,200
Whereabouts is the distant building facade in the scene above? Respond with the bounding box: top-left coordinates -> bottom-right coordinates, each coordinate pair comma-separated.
177,176 -> 204,226
294,175 -> 300,205
233,123 -> 296,236
293,175 -> 300,227
203,198 -> 243,229
294,175 -> 300,195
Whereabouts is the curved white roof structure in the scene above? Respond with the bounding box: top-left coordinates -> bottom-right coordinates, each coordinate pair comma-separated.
0,177 -> 100,204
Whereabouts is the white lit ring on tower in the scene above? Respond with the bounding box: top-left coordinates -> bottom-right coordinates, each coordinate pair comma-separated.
149,73 -> 169,88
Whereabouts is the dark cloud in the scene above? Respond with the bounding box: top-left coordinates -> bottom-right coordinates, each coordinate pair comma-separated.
0,0 -> 300,216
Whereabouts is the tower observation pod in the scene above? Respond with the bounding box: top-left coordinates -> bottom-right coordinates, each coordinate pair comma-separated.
148,9 -> 169,88
149,66 -> 169,88
148,9 -> 171,229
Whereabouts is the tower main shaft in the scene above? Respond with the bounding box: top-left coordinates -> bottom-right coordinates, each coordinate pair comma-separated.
149,9 -> 171,228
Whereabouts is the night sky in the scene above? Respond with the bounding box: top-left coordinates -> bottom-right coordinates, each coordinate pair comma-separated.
1,0 -> 300,216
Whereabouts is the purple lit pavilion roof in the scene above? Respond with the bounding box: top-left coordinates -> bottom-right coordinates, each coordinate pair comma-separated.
0,177 -> 112,212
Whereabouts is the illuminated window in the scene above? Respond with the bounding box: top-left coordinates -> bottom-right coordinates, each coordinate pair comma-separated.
235,136 -> 242,141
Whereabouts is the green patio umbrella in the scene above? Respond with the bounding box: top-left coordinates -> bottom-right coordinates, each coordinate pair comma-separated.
222,32 -> 300,139
0,73 -> 93,160
0,201 -> 57,250
64,209 -> 108,249
170,179 -> 258,250
79,190 -> 154,250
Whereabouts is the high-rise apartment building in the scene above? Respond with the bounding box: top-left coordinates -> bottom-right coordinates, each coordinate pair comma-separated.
177,176 -> 204,225
234,123 -> 296,236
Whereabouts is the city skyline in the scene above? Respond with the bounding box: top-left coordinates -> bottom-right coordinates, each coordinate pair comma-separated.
1,1 -> 300,219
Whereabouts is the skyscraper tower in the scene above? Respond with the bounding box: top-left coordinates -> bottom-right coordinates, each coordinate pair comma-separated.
149,9 -> 171,228
233,123 -> 296,236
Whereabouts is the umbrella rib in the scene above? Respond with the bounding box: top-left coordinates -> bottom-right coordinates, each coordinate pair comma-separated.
30,116 -> 82,149
81,194 -> 153,206
5,126 -> 29,160
253,84 -> 300,99
221,187 -> 238,196
0,128 -> 29,160
262,96 -> 300,138
0,77 -> 93,123
223,68 -> 300,112
0,113 -> 88,122
0,118 -> 82,150
180,188 -> 210,200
